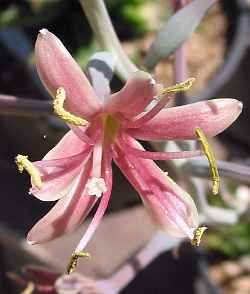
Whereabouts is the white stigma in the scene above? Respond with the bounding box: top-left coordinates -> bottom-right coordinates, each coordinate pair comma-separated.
149,77 -> 156,85
39,28 -> 48,36
86,177 -> 107,198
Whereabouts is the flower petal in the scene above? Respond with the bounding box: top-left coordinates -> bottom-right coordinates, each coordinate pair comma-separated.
27,158 -> 97,244
43,130 -> 87,161
31,165 -> 83,201
29,130 -> 91,201
128,99 -> 243,140
35,29 -> 101,119
113,138 -> 198,239
104,71 -> 157,117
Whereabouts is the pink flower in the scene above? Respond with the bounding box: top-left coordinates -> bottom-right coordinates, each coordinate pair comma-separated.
16,29 -> 242,270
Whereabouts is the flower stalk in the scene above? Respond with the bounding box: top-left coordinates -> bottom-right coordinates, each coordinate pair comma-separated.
79,0 -> 138,80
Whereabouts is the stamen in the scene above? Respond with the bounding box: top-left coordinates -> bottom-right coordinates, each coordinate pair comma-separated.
15,154 -> 43,190
119,133 -> 203,160
195,127 -> 220,195
54,87 -> 89,126
21,282 -> 35,294
154,78 -> 195,100
66,251 -> 90,275
191,226 -> 207,246
86,177 -> 107,198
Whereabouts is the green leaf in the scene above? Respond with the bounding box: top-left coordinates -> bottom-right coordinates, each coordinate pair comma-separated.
144,0 -> 218,70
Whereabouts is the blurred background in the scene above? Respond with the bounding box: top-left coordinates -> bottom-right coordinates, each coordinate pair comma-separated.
1,0 -> 250,293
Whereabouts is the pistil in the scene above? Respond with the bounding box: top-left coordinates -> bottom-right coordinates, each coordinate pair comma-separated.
102,114 -> 120,143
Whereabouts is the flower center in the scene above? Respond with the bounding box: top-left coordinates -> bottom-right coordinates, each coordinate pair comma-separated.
102,114 -> 120,143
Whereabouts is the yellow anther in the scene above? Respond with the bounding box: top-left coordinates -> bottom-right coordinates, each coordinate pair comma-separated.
155,78 -> 195,100
54,87 -> 89,126
21,282 -> 35,294
191,226 -> 207,246
195,127 -> 220,195
15,154 -> 43,190
66,251 -> 90,275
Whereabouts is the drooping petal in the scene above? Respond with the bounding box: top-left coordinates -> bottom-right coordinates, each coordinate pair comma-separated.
27,158 -> 97,244
113,139 -> 199,239
104,71 -> 158,118
127,99 -> 243,141
35,29 -> 101,119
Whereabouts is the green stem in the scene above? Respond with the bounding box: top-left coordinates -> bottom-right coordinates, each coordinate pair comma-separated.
79,0 -> 138,81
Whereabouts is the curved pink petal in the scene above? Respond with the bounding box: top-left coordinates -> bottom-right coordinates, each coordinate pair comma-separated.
43,130 -> 87,161
113,137 -> 198,239
27,158 -> 97,244
35,29 -> 101,119
31,164 -> 83,201
104,71 -> 157,118
127,99 -> 243,141
29,131 -> 91,201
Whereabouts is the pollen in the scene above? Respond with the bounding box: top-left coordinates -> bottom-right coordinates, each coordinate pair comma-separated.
66,251 -> 90,275
54,87 -> 89,126
155,77 -> 195,100
195,127 -> 220,195
86,177 -> 107,198
15,154 -> 43,190
191,226 -> 207,246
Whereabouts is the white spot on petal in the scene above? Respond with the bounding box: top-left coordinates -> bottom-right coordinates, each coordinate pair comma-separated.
86,177 -> 107,198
